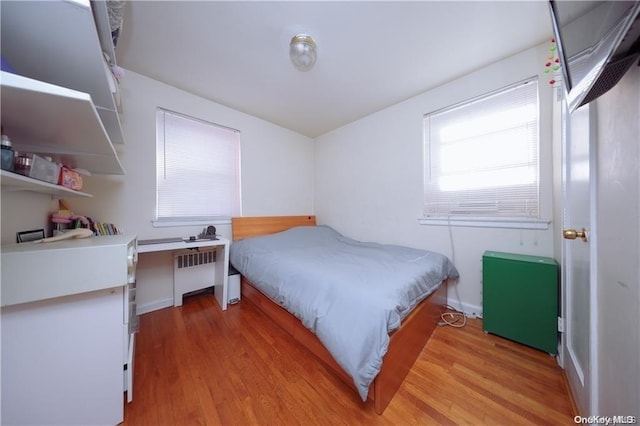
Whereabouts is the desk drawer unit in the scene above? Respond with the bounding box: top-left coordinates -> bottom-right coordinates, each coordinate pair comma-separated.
482,251 -> 559,354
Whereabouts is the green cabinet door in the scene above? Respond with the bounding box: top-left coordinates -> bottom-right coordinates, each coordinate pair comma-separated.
482,251 -> 559,354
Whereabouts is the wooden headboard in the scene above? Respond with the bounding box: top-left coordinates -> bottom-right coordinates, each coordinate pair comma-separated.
231,215 -> 316,241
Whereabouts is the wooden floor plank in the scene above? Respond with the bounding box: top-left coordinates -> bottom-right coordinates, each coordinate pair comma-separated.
123,293 -> 575,425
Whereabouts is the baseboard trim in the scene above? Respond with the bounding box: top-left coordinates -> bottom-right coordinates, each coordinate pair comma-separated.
138,298 -> 173,315
138,296 -> 483,320
446,298 -> 483,318
561,370 -> 580,417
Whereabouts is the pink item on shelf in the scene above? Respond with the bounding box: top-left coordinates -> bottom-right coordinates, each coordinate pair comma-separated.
70,215 -> 90,226
51,216 -> 72,224
58,166 -> 83,191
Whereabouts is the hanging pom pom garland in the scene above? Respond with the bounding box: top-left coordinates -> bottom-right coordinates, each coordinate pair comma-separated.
544,37 -> 562,88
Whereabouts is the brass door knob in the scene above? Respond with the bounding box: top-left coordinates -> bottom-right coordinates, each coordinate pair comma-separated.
563,227 -> 588,242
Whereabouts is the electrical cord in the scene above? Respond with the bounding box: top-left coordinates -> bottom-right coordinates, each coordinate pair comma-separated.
438,305 -> 467,328
438,215 -> 468,328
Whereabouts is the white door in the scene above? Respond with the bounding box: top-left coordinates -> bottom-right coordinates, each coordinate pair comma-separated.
592,67 -> 639,417
561,102 -> 597,415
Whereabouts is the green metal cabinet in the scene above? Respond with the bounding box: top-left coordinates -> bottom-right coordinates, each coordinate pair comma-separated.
482,251 -> 559,354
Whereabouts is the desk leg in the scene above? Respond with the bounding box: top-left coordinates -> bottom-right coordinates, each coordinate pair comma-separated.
213,243 -> 229,311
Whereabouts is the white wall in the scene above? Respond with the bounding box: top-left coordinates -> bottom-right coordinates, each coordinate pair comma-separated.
314,43 -> 558,315
70,70 -> 314,239
60,70 -> 314,312
2,47 -> 558,316
0,192 -> 58,245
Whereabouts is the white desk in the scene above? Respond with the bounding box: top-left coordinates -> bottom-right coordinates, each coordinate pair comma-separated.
137,237 -> 230,310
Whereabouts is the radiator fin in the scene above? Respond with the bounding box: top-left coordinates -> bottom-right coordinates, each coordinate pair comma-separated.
176,250 -> 216,269
173,249 -> 217,307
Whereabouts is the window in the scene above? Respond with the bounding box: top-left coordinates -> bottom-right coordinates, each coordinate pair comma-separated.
423,79 -> 541,226
156,108 -> 241,224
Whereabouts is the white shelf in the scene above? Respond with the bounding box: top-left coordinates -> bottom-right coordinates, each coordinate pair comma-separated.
1,170 -> 92,198
0,0 -> 125,145
1,71 -> 124,175
137,237 -> 229,254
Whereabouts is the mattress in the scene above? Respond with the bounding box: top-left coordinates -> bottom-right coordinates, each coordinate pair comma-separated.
229,225 -> 459,400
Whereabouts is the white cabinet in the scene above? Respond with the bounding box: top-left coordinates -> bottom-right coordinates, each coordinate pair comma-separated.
0,0 -> 126,197
0,235 -> 137,425
1,71 -> 124,175
1,235 -> 135,307
0,71 -> 124,196
0,0 -> 130,197
0,0 -> 125,145
1,287 -> 125,426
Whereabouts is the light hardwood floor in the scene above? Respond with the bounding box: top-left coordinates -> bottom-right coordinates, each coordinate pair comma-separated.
123,292 -> 576,425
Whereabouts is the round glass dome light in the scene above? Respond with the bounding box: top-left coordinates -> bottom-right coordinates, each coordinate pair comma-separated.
289,34 -> 317,72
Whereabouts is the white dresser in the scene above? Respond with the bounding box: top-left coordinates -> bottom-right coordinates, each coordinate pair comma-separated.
1,235 -> 137,426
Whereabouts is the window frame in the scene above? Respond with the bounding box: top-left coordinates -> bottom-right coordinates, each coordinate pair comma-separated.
420,78 -> 550,230
153,108 -> 241,227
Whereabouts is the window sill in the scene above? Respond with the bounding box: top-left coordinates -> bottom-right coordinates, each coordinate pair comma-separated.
418,217 -> 550,230
152,218 -> 231,228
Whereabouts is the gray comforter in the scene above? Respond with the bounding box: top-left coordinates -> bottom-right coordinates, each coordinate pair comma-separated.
229,225 -> 459,400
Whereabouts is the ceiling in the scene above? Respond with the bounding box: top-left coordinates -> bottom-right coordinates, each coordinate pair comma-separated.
115,1 -> 553,138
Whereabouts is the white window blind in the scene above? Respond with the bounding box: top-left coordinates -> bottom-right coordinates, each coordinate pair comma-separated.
156,109 -> 241,221
423,78 -> 539,219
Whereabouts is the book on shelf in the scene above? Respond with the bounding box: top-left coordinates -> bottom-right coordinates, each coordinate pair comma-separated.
92,222 -> 122,236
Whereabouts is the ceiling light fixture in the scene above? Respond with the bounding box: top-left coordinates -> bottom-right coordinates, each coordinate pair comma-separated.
289,34 -> 317,72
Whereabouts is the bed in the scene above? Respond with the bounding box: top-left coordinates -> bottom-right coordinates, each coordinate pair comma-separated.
230,215 -> 458,414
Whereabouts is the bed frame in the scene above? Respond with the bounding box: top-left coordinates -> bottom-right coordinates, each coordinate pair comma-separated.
231,215 -> 448,414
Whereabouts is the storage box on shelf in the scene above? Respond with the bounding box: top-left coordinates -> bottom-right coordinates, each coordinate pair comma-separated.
58,166 -> 84,191
14,154 -> 61,185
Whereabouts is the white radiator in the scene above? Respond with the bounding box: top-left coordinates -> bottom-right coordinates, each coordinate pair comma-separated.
173,249 -> 216,306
